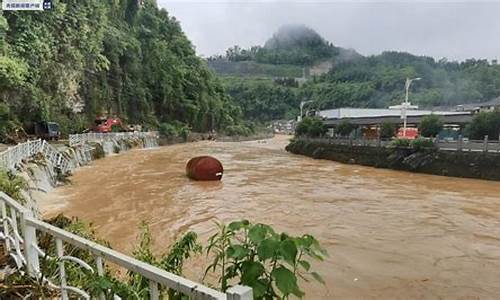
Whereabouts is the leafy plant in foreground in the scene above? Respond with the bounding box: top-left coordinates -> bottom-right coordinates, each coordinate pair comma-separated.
204,220 -> 327,299
0,168 -> 27,204
128,222 -> 202,299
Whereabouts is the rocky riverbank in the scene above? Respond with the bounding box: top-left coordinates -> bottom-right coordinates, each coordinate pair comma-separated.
286,139 -> 500,181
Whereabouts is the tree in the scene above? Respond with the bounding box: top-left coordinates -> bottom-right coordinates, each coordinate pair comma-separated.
295,117 -> 327,138
379,122 -> 397,139
0,1 -> 245,139
466,111 -> 500,140
419,114 -> 443,137
335,120 -> 354,137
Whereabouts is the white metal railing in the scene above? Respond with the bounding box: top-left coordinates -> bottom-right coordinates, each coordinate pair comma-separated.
301,136 -> 392,148
0,192 -> 252,300
0,132 -> 158,174
302,135 -> 500,153
69,132 -> 159,147
0,139 -> 75,174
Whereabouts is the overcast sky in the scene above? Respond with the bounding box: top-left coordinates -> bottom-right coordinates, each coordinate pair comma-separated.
157,1 -> 500,62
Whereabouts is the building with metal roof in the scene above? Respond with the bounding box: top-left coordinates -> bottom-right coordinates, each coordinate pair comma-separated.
317,108 -> 473,127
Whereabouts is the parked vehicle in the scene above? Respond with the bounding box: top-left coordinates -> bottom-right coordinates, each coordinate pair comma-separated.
397,127 -> 419,139
35,121 -> 60,141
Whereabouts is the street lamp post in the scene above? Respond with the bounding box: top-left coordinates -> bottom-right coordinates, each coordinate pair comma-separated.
401,77 -> 421,137
298,100 -> 313,122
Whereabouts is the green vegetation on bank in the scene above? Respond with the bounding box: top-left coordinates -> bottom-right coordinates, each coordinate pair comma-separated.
465,110 -> 500,140
0,168 -> 27,203
295,117 -> 327,138
0,0 -> 245,142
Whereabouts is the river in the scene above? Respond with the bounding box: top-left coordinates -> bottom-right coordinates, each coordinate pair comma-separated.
40,135 -> 500,299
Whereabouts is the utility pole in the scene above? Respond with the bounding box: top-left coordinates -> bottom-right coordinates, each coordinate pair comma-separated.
389,77 -> 421,137
402,77 -> 421,137
299,100 -> 313,122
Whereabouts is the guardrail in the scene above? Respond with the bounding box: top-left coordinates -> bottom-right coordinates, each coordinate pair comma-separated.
302,136 -> 500,153
69,132 -> 159,147
302,137 -> 392,148
0,139 -> 74,174
0,192 -> 252,299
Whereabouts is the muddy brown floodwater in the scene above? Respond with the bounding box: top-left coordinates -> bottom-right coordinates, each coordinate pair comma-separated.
40,135 -> 500,299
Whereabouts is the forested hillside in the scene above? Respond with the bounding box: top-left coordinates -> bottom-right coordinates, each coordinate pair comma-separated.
0,0 -> 243,141
209,25 -> 500,123
306,52 -> 500,110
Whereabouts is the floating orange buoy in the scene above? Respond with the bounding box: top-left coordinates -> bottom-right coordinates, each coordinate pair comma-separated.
186,156 -> 223,181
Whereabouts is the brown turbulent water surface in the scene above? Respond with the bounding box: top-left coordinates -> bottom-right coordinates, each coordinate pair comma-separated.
41,135 -> 500,299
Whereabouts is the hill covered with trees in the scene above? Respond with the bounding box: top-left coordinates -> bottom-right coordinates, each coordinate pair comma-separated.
208,24 -> 500,123
0,0 -> 244,141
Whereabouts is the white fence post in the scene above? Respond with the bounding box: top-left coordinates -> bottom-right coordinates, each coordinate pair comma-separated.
226,285 -> 253,300
1,201 -> 10,254
149,280 -> 160,300
21,210 -> 40,276
96,256 -> 106,300
56,238 -> 69,300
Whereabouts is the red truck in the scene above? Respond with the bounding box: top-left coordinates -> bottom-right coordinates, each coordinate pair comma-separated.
93,117 -> 127,133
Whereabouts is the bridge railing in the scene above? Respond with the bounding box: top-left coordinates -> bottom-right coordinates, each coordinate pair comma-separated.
0,192 -> 252,300
69,132 -> 159,147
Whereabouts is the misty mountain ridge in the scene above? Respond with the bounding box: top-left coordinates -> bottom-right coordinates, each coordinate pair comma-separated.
207,24 -> 361,78
209,24 -> 360,68
263,24 -> 331,51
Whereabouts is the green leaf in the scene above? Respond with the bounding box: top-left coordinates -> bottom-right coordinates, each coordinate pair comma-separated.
252,278 -> 269,298
257,238 -> 279,261
279,239 -> 298,265
248,224 -> 267,244
271,266 -> 304,297
298,260 -> 310,271
226,245 -> 249,259
311,271 -> 325,285
228,220 -> 249,231
240,261 -> 265,286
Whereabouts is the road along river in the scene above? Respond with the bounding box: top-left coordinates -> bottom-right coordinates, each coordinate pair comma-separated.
40,135 -> 500,299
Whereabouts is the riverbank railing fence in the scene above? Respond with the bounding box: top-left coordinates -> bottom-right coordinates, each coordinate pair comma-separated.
0,192 -> 252,300
0,139 -> 76,174
301,135 -> 500,153
69,131 -> 159,147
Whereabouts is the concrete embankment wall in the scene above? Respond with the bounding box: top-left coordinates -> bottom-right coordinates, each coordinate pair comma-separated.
18,136 -> 158,216
286,139 -> 500,181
